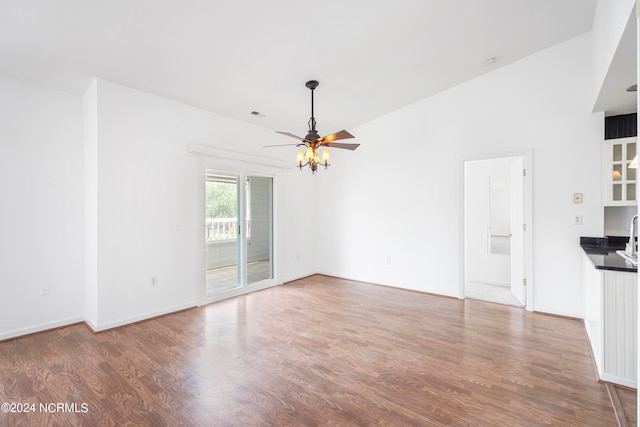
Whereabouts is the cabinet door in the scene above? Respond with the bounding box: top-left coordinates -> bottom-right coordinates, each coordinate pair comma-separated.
602,271 -> 637,388
604,137 -> 637,206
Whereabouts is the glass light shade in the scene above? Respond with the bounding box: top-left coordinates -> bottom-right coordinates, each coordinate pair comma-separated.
613,169 -> 622,180
296,149 -> 304,163
305,146 -> 313,160
322,149 -> 330,163
630,155 -> 638,169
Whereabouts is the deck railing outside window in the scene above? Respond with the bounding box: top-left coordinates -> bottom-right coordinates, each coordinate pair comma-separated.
206,218 -> 237,241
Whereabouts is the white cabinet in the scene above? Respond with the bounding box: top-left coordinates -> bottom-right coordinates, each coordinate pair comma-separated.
583,254 -> 637,388
604,137 -> 637,206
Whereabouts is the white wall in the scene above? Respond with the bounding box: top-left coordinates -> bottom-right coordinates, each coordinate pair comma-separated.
316,33 -> 604,318
278,167 -> 319,282
0,76 -> 84,339
88,79 -> 315,330
591,0 -> 637,107
604,206 -> 638,236
0,74 -> 319,337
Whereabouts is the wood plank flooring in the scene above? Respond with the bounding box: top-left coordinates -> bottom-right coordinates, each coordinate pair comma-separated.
616,386 -> 637,426
0,275 -> 626,426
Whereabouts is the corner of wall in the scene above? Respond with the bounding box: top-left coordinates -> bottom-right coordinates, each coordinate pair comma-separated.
83,79 -> 99,327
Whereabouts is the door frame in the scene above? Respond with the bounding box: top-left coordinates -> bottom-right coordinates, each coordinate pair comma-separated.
460,150 -> 533,311
197,157 -> 280,306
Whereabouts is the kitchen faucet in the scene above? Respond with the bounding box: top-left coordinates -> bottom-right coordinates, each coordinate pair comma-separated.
625,214 -> 638,258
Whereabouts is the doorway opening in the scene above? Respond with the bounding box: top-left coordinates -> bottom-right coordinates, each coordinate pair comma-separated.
463,155 -> 531,308
205,169 -> 274,299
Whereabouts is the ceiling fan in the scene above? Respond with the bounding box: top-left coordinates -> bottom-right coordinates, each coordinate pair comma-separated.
265,80 -> 360,173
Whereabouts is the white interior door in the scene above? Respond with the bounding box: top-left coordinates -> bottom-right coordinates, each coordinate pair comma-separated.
509,157 -> 525,305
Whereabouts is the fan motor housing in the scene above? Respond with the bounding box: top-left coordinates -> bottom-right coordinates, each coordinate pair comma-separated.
305,130 -> 320,141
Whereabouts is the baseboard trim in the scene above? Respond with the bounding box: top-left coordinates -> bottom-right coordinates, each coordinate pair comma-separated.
0,316 -> 85,342
600,373 -> 637,390
532,310 -> 582,321
311,273 -> 460,300
89,301 -> 199,332
282,273 -> 317,285
0,302 -> 202,341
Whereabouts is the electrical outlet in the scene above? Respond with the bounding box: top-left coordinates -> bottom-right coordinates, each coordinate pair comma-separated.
386,257 -> 391,265
573,214 -> 582,225
39,283 -> 50,296
150,276 -> 158,287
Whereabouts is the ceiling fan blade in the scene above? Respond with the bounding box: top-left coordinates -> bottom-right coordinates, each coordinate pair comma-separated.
323,142 -> 360,151
275,131 -> 307,141
321,130 -> 355,142
263,143 -> 301,148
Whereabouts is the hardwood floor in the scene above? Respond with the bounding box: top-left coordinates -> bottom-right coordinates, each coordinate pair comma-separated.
0,275 -> 625,426
615,386 -> 637,426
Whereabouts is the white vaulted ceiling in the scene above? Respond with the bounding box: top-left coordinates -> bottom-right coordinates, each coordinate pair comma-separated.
0,1 -> 608,135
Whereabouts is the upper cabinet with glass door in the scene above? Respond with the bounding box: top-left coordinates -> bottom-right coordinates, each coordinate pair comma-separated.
604,137 -> 637,206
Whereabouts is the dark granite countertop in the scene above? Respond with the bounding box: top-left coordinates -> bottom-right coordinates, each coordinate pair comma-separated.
581,236 -> 638,273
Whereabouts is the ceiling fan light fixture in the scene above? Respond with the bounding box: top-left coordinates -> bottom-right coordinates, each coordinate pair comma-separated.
322,149 -> 331,163
267,79 -> 360,174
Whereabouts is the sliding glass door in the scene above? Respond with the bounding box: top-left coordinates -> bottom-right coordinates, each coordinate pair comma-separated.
246,175 -> 273,285
205,171 -> 240,296
205,169 -> 274,298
